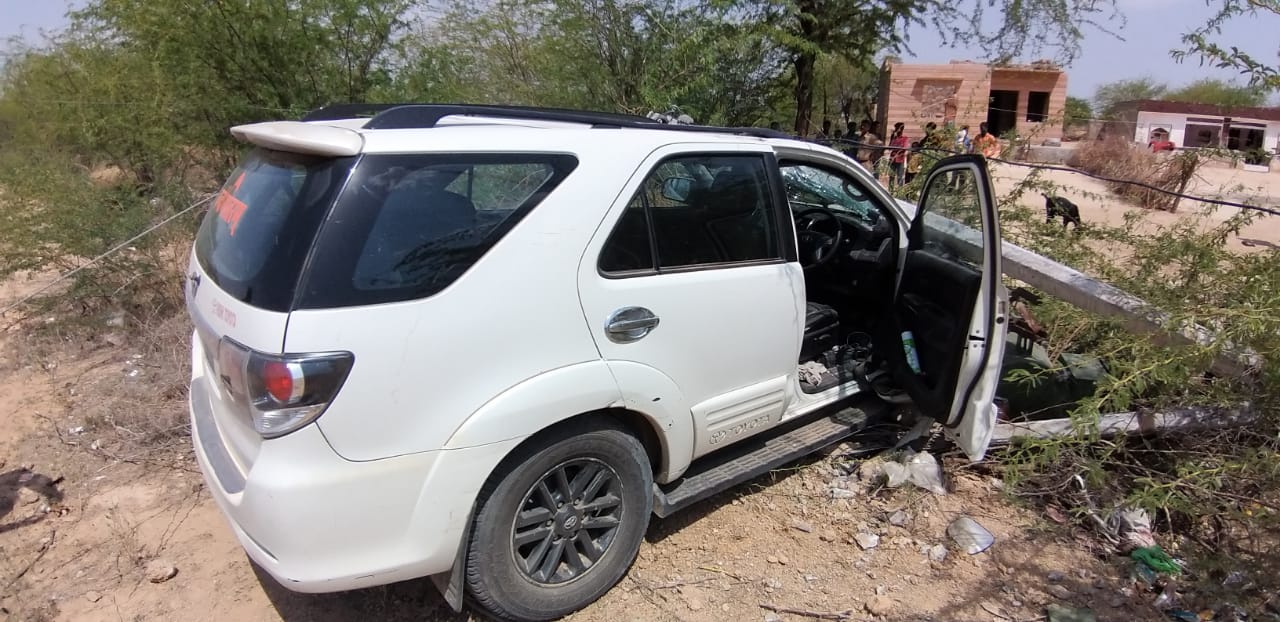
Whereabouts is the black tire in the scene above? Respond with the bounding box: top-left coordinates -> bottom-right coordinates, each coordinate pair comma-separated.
465,419 -> 653,621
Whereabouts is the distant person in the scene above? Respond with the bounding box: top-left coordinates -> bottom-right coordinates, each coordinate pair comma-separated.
906,140 -> 924,184
888,122 -> 910,189
867,120 -> 886,166
769,121 -> 782,132
856,120 -> 882,171
1148,137 -> 1175,152
956,125 -> 971,153
922,122 -> 945,151
973,122 -> 1000,159
832,128 -> 844,144
816,119 -> 832,143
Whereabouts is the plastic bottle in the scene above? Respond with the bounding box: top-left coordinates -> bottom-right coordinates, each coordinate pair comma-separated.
902,331 -> 922,374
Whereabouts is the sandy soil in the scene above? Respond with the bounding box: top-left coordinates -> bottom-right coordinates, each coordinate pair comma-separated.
990,161 -> 1280,253
0,275 -> 1170,622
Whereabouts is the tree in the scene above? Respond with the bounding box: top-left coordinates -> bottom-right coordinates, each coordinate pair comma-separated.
69,0 -> 418,139
1064,96 -> 1093,127
726,0 -> 1121,136
1164,78 -> 1268,108
431,0 -> 787,125
1093,77 -> 1167,117
1174,0 -> 1280,91
814,55 -> 879,130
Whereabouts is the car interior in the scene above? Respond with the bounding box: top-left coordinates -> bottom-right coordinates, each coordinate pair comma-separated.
782,159 -> 991,423
779,161 -> 900,395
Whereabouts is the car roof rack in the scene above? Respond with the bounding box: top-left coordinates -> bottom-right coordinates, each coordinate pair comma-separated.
300,103 -> 791,140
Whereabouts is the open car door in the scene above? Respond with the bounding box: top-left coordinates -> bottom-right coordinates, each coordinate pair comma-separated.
888,155 -> 1007,460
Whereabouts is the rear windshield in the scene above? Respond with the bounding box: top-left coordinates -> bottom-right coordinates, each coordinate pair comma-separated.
195,149 -> 354,311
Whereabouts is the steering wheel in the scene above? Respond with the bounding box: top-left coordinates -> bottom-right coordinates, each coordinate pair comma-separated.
794,207 -> 845,269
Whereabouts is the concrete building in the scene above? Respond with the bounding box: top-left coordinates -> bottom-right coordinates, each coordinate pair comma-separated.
876,59 -> 1069,141
1105,99 -> 1280,154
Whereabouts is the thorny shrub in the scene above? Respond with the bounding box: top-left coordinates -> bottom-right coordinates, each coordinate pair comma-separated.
1068,137 -> 1201,212
992,163 -> 1280,612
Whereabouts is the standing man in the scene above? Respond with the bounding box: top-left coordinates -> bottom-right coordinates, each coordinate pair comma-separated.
857,120 -> 883,175
888,122 -> 910,189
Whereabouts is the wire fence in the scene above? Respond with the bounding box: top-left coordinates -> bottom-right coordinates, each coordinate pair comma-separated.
0,132 -> 1276,319
818,138 -> 1280,217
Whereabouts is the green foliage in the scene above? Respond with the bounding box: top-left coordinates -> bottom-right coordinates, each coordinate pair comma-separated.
1064,96 -> 1093,126
992,164 -> 1280,601
1174,0 -> 1280,91
1164,77 -> 1270,108
1093,76 -> 1168,117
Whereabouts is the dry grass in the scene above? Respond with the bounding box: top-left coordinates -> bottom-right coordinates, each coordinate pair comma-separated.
74,312 -> 192,459
1067,138 -> 1200,212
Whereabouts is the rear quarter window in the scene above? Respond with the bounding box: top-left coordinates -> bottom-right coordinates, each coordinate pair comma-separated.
297,153 -> 578,308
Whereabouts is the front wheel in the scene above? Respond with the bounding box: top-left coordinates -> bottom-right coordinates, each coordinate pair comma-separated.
465,420 -> 653,621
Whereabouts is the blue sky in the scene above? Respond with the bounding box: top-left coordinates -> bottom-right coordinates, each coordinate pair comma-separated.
1,0 -> 1273,101
907,0 -> 1270,98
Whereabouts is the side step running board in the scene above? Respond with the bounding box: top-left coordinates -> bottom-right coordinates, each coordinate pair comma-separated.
652,397 -> 890,518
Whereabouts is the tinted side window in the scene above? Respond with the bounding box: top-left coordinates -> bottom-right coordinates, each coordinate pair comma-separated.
599,154 -> 780,274
299,154 -> 578,308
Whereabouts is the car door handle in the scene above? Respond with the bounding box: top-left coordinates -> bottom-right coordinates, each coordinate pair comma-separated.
605,307 -> 660,343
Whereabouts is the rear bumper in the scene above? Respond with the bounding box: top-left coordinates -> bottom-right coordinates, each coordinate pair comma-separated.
189,342 -> 517,593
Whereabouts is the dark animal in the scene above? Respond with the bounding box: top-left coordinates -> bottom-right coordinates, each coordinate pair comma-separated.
1043,193 -> 1082,229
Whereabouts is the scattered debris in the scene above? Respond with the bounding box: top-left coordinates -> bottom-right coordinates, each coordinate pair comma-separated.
854,532 -> 880,550
1152,583 -> 1178,609
1221,570 -> 1248,588
864,449 -> 946,495
887,510 -> 908,527
759,603 -> 853,621
84,591 -> 102,603
145,559 -> 178,583
1164,609 -> 1197,622
1046,604 -> 1096,622
926,544 -> 948,562
1111,506 -> 1157,551
67,426 -> 85,436
946,516 -> 994,555
1131,546 -> 1182,577
790,519 -> 815,533
1048,570 -> 1065,583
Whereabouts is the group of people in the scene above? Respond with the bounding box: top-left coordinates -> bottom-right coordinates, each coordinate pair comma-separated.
771,118 -> 1001,190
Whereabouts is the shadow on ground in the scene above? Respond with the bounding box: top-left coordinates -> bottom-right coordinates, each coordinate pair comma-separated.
253,561 -> 471,622
0,468 -> 64,535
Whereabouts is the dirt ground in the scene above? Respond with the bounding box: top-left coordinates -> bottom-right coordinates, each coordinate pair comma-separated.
0,271 -> 1174,622
990,160 -> 1280,252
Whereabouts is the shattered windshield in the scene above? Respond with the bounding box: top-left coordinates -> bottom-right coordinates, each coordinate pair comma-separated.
780,165 -> 881,226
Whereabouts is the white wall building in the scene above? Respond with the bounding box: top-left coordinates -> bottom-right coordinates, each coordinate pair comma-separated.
1108,100 -> 1280,154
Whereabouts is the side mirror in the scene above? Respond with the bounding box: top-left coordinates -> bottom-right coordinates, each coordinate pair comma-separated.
661,177 -> 693,202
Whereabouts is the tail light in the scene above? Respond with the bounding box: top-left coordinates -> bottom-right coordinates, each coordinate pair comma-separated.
216,338 -> 354,439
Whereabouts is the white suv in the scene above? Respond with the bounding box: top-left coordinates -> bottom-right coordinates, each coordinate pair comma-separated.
185,104 -> 1007,621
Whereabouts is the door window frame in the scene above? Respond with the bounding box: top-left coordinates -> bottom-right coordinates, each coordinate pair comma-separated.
905,155 -> 1003,426
597,151 -> 797,279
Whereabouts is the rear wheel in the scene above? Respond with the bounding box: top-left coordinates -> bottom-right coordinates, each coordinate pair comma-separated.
465,420 -> 653,621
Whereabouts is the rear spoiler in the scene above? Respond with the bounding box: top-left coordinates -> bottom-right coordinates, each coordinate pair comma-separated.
230,121 -> 364,157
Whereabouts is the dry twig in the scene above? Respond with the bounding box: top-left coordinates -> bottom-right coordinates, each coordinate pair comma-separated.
759,603 -> 853,621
